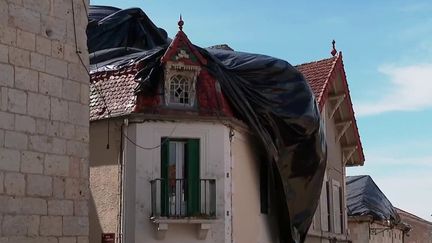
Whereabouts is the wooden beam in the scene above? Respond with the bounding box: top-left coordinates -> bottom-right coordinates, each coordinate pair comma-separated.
329,94 -> 346,119
335,119 -> 352,127
343,145 -> 357,165
328,93 -> 346,101
336,120 -> 352,142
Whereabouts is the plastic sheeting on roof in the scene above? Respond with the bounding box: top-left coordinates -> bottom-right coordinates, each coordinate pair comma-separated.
87,6 -> 327,243
346,175 -> 401,225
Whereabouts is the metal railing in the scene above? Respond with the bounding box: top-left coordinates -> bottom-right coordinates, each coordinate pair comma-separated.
150,178 -> 216,218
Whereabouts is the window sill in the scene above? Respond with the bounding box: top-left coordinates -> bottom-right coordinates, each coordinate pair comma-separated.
150,216 -> 216,240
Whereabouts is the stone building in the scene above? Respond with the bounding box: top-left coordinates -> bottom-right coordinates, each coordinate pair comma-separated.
0,0 -> 90,242
396,208 -> 432,243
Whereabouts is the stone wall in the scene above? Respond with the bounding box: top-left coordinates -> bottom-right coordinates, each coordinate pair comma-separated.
0,0 -> 90,242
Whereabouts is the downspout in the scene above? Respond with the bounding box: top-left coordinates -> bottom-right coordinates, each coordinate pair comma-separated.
117,119 -> 128,243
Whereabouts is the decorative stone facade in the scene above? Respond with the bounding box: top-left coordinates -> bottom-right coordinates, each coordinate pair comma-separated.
0,0 -> 89,242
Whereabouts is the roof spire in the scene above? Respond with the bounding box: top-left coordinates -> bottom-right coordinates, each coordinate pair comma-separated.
178,14 -> 184,31
331,40 -> 337,56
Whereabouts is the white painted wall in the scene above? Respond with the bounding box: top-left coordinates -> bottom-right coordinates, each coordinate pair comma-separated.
124,121 -> 232,243
231,131 -> 278,243
306,102 -> 349,242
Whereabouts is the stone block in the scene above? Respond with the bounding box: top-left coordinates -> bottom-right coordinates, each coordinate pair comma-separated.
74,200 -> 88,216
23,0 -> 51,15
0,63 -> 14,87
4,172 -> 25,196
17,30 -> 35,51
44,154 -> 69,177
30,52 -> 45,72
66,140 -> 88,158
0,172 -> 3,194
0,148 -> 20,171
9,47 -> 30,68
52,0 -> 72,19
64,44 -> 79,64
50,97 -> 68,122
15,67 -> 38,92
2,215 -> 39,236
40,216 -> 62,236
7,88 -> 27,114
46,120 -> 59,137
59,122 -> 75,139
15,115 -> 36,133
48,199 -> 73,216
0,129 -> 3,148
74,126 -> 88,143
0,195 -> 22,214
77,237 -> 89,243
46,57 -> 68,78
28,92 -> 50,119
0,111 -> 14,129
21,197 -> 47,215
8,4 -> 41,34
62,216 -> 89,236
59,237 -> 77,243
0,26 -> 17,46
64,178 -> 79,199
27,174 -> 52,197
68,102 -> 88,127
51,137 -> 67,155
39,73 -> 62,98
62,80 -> 80,102
52,41 -> 64,59
0,43 -> 8,63
69,157 -> 80,178
79,84 -> 88,105
5,130 -> 28,150
36,36 -> 51,56
41,15 -> 66,42
68,63 -> 88,83
21,151 -> 44,174
1,87 -> 7,111
34,118 -> 46,134
53,177 -> 65,199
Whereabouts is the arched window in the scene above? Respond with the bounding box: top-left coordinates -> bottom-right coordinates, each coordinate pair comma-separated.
169,75 -> 191,105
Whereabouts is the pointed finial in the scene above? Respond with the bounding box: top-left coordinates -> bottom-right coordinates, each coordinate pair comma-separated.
331,40 -> 337,56
178,14 -> 184,31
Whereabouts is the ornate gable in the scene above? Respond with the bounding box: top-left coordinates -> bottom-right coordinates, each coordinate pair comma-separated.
160,17 -> 208,108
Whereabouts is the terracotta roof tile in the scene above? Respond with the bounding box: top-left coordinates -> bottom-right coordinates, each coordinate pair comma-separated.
294,56 -> 337,105
89,66 -> 138,120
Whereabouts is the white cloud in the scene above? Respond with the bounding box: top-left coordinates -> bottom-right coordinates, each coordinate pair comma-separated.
355,63 -> 432,116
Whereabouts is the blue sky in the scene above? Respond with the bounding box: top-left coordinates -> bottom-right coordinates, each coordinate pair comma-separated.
91,0 -> 432,221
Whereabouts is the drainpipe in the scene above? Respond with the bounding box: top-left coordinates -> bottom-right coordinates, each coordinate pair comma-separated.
117,118 -> 128,243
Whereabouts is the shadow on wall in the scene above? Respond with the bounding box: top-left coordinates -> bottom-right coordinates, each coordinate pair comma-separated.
90,192 -> 104,243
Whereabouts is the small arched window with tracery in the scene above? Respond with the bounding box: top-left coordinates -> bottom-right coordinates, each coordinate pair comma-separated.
168,74 -> 193,105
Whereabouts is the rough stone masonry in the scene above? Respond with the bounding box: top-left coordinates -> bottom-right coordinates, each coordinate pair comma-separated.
0,0 -> 90,242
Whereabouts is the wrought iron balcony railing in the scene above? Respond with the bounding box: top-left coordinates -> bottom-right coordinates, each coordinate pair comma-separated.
150,178 -> 216,219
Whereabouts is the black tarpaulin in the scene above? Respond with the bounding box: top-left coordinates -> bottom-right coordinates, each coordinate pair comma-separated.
346,175 -> 401,224
87,6 -> 327,243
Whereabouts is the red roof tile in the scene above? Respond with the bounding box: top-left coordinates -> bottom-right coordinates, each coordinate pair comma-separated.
294,56 -> 337,106
89,66 -> 138,120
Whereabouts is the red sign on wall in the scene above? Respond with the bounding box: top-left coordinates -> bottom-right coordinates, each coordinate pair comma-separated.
102,233 -> 115,243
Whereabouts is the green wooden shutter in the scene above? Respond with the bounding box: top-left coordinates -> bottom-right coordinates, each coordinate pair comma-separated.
187,139 -> 200,216
160,138 -> 169,216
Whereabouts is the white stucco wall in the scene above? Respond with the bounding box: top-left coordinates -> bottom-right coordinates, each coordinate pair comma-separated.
306,102 -> 349,242
124,121 -> 232,243
231,131 -> 277,243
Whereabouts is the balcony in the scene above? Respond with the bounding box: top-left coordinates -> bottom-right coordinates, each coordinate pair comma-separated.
149,178 -> 216,239
150,178 -> 216,218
